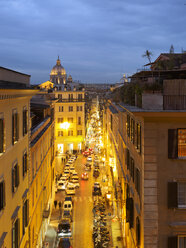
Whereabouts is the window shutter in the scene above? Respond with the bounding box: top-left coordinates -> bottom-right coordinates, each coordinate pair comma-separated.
0,119 -> 4,152
168,182 -> 178,208
15,113 -> 19,141
12,114 -> 15,145
168,129 -> 178,159
3,181 -> 5,208
168,236 -> 177,248
126,197 -> 134,228
26,199 -> 29,226
17,164 -> 20,187
12,168 -> 15,193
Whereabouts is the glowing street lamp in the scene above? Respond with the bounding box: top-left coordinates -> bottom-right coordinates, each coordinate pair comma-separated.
60,122 -> 70,129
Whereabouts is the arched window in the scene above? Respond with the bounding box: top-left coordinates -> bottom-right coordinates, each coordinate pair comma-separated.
136,216 -> 140,246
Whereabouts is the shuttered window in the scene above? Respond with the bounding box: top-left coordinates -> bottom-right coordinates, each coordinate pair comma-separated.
0,180 -> 5,211
22,108 -> 27,136
126,197 -> 134,228
168,236 -> 178,248
168,129 -> 178,159
178,182 -> 186,208
127,115 -> 130,137
0,118 -> 5,154
12,111 -> 19,145
136,123 -> 141,154
22,199 -> 29,235
126,149 -> 130,170
12,218 -> 20,248
22,152 -> 27,177
135,168 -> 140,196
168,182 -> 178,208
178,237 -> 186,248
12,163 -> 19,193
78,117 -> 81,125
131,119 -> 135,144
130,158 -> 135,182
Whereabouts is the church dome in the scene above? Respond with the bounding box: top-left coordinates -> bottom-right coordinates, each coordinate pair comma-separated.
50,56 -> 66,76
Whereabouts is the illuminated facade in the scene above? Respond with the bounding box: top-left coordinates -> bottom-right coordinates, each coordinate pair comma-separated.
104,99 -> 186,248
29,102 -> 55,248
54,88 -> 85,154
0,67 -> 37,248
50,57 -> 67,85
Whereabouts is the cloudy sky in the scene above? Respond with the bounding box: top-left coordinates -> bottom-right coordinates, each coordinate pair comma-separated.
0,0 -> 186,84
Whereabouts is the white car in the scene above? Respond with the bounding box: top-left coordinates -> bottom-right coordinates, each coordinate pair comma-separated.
58,180 -> 67,191
68,159 -> 74,164
70,176 -> 80,188
87,156 -> 92,162
66,185 -> 75,195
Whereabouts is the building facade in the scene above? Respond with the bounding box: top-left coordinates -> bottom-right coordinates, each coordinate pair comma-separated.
0,67 -> 37,248
29,102 -> 55,248
104,90 -> 186,248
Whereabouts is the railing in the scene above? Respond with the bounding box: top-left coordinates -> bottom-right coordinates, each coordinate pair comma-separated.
57,99 -> 85,103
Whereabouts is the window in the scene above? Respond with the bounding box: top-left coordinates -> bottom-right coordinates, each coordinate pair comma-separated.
0,117 -> 5,154
59,106 -> 63,112
127,115 -> 130,137
58,118 -> 63,123
130,119 -> 135,144
136,123 -> 141,153
68,118 -> 73,123
77,130 -> 82,135
178,182 -> 186,208
135,168 -> 140,195
80,106 -> 83,111
78,94 -> 82,100
178,129 -> 186,158
12,163 -> 19,193
130,158 -> 134,182
77,106 -> 79,111
68,94 -> 73,100
110,114 -> 113,130
179,237 -> 186,248
22,107 -> 27,136
0,180 -> 5,211
78,117 -> 81,125
126,197 -> 134,228
69,106 -> 73,112
58,131 -> 63,136
12,110 -> 19,145
136,217 -> 140,246
126,148 -> 130,170
58,94 -> 62,100
22,199 -> 28,235
12,218 -> 20,248
68,130 -> 73,136
22,152 -> 27,177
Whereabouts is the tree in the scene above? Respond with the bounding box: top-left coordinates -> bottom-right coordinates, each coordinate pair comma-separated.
142,50 -> 153,64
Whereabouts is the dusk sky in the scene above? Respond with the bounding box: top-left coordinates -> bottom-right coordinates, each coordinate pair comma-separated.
0,0 -> 186,84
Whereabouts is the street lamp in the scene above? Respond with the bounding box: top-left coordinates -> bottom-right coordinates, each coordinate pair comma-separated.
60,122 -> 70,129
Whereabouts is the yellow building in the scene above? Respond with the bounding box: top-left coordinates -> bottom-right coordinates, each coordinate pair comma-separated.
0,67 -> 37,248
48,57 -> 85,154
29,98 -> 55,248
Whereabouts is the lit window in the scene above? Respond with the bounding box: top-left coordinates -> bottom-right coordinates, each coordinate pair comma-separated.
68,130 -> 73,136
178,129 -> 186,158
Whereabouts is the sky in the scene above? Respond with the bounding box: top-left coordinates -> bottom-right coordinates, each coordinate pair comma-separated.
0,0 -> 186,84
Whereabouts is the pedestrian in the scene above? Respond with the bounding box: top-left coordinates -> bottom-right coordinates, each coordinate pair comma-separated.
58,201 -> 62,209
54,200 -> 57,209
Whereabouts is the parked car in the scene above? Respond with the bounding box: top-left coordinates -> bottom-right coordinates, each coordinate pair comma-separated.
58,238 -> 72,248
81,172 -> 88,180
92,183 -> 102,196
69,167 -> 75,174
93,169 -> 100,178
66,185 -> 75,195
57,220 -> 72,237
